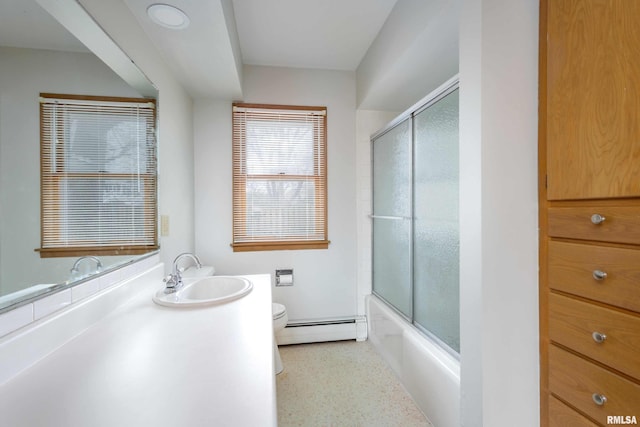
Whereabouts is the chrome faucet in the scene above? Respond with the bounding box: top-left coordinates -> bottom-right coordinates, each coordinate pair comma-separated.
70,256 -> 103,279
163,252 -> 202,294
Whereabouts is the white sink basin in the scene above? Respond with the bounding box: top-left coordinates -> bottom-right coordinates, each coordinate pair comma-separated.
181,265 -> 215,278
152,276 -> 253,308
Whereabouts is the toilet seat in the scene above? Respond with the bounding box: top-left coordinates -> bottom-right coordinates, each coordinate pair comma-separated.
271,303 -> 288,374
272,303 -> 286,320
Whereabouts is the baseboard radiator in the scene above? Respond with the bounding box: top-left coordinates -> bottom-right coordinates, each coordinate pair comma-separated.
276,316 -> 367,345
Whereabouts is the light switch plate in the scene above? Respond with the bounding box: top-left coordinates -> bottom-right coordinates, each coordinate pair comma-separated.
160,215 -> 169,236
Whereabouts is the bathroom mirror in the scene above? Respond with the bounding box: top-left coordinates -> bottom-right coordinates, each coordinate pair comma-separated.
0,0 -> 158,311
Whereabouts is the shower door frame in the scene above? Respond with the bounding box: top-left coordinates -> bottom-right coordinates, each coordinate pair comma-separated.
370,75 -> 460,358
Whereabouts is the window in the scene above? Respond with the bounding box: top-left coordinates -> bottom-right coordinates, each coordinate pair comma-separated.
232,103 -> 328,252
39,93 -> 158,257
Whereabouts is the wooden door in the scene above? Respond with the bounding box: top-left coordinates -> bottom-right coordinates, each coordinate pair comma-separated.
546,0 -> 640,200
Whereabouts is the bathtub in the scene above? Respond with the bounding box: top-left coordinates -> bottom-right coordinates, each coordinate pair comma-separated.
366,294 -> 460,427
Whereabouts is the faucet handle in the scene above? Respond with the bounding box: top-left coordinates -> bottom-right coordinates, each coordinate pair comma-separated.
163,274 -> 177,287
163,274 -> 182,294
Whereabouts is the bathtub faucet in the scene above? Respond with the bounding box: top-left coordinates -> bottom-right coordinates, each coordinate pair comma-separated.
70,256 -> 103,279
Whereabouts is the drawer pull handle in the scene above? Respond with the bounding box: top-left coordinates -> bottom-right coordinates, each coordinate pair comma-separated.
592,270 -> 608,281
590,214 -> 606,225
592,331 -> 607,343
592,393 -> 607,406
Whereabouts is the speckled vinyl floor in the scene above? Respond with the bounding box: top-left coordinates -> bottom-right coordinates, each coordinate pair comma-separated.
275,340 -> 432,427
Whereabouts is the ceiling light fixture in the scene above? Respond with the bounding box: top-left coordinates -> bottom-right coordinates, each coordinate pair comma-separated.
147,4 -> 190,30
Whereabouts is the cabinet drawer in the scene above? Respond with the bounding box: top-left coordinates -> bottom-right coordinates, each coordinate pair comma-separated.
549,293 -> 640,379
548,206 -> 640,245
548,241 -> 640,313
549,345 -> 640,425
549,396 -> 599,427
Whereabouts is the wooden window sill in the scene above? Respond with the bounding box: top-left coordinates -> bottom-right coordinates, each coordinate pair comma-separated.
36,246 -> 159,258
231,240 -> 330,252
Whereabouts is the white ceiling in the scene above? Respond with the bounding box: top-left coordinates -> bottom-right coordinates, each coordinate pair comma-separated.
233,0 -> 398,71
1,0 -> 459,110
124,0 -> 244,99
121,0 -> 398,99
0,0 -> 88,52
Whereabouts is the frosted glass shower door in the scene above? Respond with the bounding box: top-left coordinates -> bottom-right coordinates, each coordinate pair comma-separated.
372,119 -> 412,318
413,89 -> 460,352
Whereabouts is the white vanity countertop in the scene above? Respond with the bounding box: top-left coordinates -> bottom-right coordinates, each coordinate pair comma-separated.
0,274 -> 276,427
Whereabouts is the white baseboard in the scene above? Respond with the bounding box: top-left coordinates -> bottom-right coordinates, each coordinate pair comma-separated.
276,316 -> 367,345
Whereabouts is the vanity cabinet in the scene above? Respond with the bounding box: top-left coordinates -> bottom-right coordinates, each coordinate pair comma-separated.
540,1 -> 640,425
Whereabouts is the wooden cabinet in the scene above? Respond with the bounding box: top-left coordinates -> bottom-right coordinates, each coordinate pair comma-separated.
549,293 -> 640,380
548,240 -> 640,312
549,396 -> 599,427
540,1 -> 640,425
548,205 -> 640,245
546,0 -> 640,200
549,346 -> 640,423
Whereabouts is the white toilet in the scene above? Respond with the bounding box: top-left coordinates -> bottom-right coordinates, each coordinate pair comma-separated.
272,303 -> 288,374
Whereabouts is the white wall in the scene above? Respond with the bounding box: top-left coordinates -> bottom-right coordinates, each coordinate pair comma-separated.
194,65 -> 358,322
78,0 -> 195,272
459,0 -> 539,425
0,47 -> 140,294
356,0 -> 461,111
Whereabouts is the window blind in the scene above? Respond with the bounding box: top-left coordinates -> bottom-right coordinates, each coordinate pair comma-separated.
39,94 -> 157,257
232,103 -> 329,251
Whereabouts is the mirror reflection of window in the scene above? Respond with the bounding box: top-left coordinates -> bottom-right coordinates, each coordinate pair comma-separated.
66,114 -> 149,173
39,94 -> 158,258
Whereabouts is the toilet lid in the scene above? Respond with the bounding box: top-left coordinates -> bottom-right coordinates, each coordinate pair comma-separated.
272,303 -> 286,319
